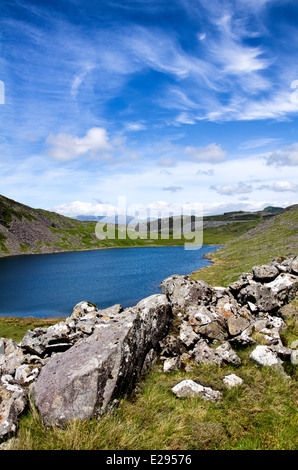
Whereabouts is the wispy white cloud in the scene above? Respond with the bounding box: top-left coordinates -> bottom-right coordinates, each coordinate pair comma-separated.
197,169 -> 214,176
158,157 -> 177,167
266,143 -> 298,166
125,122 -> 147,131
210,14 -> 271,77
71,63 -> 95,98
124,25 -> 213,82
210,181 -> 253,196
162,186 -> 184,193
239,137 -> 283,150
258,180 -> 298,192
184,143 -> 226,163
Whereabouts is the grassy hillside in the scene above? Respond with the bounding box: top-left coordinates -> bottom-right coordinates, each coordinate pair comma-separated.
0,202 -> 297,451
191,204 -> 298,286
0,194 -> 281,257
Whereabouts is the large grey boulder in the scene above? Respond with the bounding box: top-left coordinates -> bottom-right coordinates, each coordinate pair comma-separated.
160,275 -> 213,314
33,294 -> 172,426
238,284 -> 280,313
252,264 -> 279,282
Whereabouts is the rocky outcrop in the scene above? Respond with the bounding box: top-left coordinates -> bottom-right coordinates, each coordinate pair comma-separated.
33,295 -> 171,426
0,256 -> 297,441
159,258 -> 298,366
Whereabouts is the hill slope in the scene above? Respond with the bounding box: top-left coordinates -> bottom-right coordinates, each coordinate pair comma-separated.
0,194 -> 133,257
191,204 -> 298,286
0,194 -> 284,257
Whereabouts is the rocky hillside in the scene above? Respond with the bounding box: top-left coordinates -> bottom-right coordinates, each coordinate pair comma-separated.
0,194 -> 283,257
0,194 -> 153,257
0,194 -> 105,256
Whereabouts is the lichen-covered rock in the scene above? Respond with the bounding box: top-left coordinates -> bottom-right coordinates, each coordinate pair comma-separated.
238,284 -> 280,313
0,338 -> 27,376
195,318 -> 228,342
179,322 -> 200,348
191,340 -> 223,366
227,316 -> 251,336
252,264 -> 279,282
0,384 -> 26,440
20,323 -> 72,357
33,294 -> 172,426
266,273 -> 298,303
172,379 -> 222,402
215,342 -> 241,365
160,275 -> 213,313
163,356 -> 181,372
223,374 -> 243,388
249,345 -> 283,368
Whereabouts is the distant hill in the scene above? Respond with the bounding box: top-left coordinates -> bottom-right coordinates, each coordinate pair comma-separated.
0,194 -> 108,256
191,204 -> 298,286
0,194 -> 288,257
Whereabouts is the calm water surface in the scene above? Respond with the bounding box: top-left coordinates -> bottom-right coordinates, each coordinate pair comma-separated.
0,245 -> 220,318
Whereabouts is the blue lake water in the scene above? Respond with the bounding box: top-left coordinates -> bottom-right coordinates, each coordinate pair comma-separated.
0,245 -> 220,318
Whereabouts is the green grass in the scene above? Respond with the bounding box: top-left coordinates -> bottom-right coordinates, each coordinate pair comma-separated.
5,349 -> 298,450
0,317 -> 62,343
1,297 -> 297,451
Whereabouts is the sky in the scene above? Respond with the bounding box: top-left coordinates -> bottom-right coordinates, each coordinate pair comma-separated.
1,0 -> 298,218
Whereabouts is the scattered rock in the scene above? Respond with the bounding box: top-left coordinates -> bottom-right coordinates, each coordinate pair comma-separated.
249,345 -> 283,368
163,356 -> 181,372
266,273 -> 298,303
191,340 -> 223,366
179,322 -> 200,348
223,374 -> 243,388
0,338 -> 27,376
172,379 -> 222,402
215,342 -> 241,365
160,275 -> 213,313
238,284 -> 280,313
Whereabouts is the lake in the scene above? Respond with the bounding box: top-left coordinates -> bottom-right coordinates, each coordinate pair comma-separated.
0,245 -> 220,318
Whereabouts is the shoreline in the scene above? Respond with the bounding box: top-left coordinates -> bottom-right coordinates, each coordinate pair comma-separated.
0,241 -> 221,260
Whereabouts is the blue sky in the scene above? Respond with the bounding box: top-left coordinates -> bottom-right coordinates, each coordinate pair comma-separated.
1,0 -> 298,217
